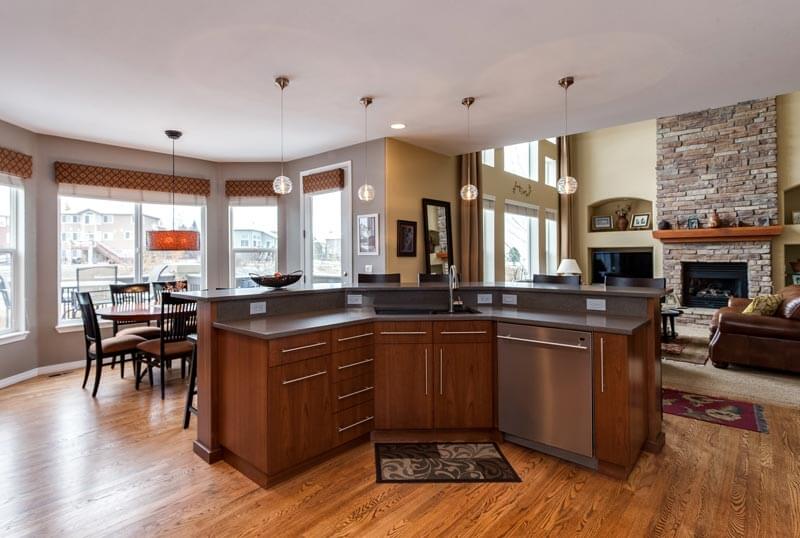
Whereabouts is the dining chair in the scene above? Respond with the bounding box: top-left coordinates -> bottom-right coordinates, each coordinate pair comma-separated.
75,292 -> 145,397
532,274 -> 582,285
358,273 -> 401,284
151,280 -> 189,302
108,283 -> 161,377
418,273 -> 448,284
135,293 -> 197,400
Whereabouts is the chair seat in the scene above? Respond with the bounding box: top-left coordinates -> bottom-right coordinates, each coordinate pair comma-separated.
137,338 -> 194,358
89,334 -> 146,355
118,326 -> 162,340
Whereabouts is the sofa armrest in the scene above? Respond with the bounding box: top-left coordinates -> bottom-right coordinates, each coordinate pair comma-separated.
727,297 -> 751,310
718,312 -> 800,341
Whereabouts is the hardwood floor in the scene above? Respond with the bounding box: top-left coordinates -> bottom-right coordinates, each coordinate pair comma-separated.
1,369 -> 798,537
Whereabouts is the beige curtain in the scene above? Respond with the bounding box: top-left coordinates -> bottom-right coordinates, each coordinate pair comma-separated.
459,152 -> 483,281
557,135 -> 574,260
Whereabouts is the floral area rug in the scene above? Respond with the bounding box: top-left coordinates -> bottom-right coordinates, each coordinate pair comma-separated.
663,388 -> 768,432
375,442 -> 521,483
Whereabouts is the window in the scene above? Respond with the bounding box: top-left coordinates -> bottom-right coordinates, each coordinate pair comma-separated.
0,181 -> 24,335
545,209 -> 558,275
482,197 -> 495,282
546,137 -> 557,144
58,196 -> 205,322
481,149 -> 495,167
503,141 -> 539,181
545,156 -> 557,188
230,204 -> 278,288
504,202 -> 539,281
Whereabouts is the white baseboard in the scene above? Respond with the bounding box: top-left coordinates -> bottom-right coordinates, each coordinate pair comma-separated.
0,359 -> 84,390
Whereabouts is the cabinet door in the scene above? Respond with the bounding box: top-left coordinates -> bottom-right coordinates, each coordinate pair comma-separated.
434,343 -> 494,429
374,344 -> 433,429
593,332 -> 630,466
267,356 -> 334,473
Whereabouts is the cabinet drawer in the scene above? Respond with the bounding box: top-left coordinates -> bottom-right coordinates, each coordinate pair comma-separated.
374,321 -> 432,344
335,401 -> 374,445
332,346 -> 374,383
334,373 -> 374,412
271,355 -> 330,386
268,330 -> 331,367
332,323 -> 375,352
433,320 -> 492,343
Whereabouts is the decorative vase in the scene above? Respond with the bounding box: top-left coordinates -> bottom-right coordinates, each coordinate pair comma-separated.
658,220 -> 672,230
616,215 -> 629,231
708,209 -> 721,228
790,260 -> 800,273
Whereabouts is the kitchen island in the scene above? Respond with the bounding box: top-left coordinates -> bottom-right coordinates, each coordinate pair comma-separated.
178,282 -> 667,486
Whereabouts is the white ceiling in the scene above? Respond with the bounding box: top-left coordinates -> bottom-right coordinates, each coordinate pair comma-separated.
1,1 -> 799,161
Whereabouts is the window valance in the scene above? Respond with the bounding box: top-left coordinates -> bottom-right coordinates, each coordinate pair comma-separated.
225,179 -> 277,197
0,146 -> 33,179
303,168 -> 344,193
55,161 -> 210,197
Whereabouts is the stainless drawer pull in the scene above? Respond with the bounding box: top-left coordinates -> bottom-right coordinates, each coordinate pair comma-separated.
337,332 -> 374,342
337,358 -> 374,370
338,386 -> 374,400
338,415 -> 374,432
600,337 -> 606,394
440,330 -> 487,335
380,331 -> 427,335
282,370 -> 327,385
281,341 -> 327,353
497,334 -> 589,350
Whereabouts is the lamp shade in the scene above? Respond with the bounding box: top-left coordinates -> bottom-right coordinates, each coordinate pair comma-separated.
146,230 -> 200,251
556,258 -> 581,275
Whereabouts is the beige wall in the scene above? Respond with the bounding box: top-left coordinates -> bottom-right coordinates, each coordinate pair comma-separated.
775,92 -> 800,287
481,142 -> 560,280
385,138 -> 459,282
572,120 -> 661,284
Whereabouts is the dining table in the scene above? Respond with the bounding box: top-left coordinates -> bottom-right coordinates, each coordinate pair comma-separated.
95,302 -> 162,323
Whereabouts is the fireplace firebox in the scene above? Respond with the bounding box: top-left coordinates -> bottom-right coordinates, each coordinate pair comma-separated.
681,262 -> 748,308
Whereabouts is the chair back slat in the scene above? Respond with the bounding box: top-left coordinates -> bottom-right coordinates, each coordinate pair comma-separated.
152,280 -> 189,303
110,283 -> 151,305
75,292 -> 102,355
160,293 -> 197,345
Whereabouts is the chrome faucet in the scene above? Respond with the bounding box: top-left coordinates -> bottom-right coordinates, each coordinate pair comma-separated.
448,264 -> 460,313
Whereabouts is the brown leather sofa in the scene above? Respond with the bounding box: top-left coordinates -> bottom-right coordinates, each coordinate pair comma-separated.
709,285 -> 800,372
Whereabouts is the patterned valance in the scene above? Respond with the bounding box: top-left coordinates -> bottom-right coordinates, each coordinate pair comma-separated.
303,168 -> 344,193
55,161 -> 210,197
225,179 -> 277,197
0,146 -> 33,179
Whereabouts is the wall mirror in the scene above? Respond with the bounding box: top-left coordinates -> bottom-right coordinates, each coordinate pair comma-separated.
422,198 -> 454,275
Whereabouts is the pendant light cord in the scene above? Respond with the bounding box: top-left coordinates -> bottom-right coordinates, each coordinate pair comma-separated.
363,101 -> 368,189
280,86 -> 285,177
171,137 -> 175,230
564,84 -> 568,139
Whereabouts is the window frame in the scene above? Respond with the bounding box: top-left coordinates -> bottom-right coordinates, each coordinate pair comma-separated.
503,141 -> 539,182
228,204 -> 279,288
482,195 -> 495,283
0,184 -> 25,337
481,149 -> 495,167
544,156 -> 557,188
545,208 -> 558,275
503,200 -> 540,281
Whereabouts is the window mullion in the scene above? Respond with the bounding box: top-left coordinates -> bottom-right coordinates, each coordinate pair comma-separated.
134,204 -> 143,282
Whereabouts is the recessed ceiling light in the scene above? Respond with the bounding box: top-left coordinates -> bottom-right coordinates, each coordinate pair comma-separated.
390,122 -> 406,130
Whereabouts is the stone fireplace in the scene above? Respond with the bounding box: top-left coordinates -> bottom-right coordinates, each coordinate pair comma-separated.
656,98 -> 778,328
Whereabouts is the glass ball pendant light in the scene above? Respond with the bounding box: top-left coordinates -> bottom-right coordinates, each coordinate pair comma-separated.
357,96 -> 375,202
272,76 -> 292,195
556,76 -> 578,195
460,96 -> 479,201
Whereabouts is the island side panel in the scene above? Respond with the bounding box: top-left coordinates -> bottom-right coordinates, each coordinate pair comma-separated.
644,297 -> 665,452
194,301 -> 223,463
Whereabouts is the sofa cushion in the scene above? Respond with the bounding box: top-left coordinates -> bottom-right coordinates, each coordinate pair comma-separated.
780,295 -> 800,320
742,294 -> 783,316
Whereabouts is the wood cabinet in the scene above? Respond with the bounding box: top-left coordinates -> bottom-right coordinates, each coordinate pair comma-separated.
593,330 -> 647,478
434,343 -> 493,429
374,343 -> 433,429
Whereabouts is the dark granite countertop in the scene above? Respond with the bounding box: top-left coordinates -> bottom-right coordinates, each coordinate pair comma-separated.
213,305 -> 649,339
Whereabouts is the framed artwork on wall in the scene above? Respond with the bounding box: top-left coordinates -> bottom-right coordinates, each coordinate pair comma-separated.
357,213 -> 379,256
631,213 -> 651,229
687,216 -> 700,229
592,215 -> 612,231
396,220 -> 417,257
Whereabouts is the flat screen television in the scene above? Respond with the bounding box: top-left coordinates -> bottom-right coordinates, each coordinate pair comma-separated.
591,249 -> 653,284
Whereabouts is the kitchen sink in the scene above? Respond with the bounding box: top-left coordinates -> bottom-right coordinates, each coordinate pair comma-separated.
374,306 -> 482,316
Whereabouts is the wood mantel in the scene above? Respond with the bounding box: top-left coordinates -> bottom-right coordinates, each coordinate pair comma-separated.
652,225 -> 784,243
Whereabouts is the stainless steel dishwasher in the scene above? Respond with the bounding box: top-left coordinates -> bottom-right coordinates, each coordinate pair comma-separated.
497,323 -> 594,467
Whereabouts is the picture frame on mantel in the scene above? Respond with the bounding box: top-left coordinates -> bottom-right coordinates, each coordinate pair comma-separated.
396,220 -> 417,257
357,213 -> 379,256
592,215 -> 612,231
631,213 -> 651,229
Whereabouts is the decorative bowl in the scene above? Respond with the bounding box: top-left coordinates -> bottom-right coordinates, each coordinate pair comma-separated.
249,270 -> 303,289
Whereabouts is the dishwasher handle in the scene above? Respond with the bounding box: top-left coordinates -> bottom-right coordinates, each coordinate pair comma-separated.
497,334 -> 589,351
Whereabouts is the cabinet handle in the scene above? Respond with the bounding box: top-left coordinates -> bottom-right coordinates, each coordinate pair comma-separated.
338,415 -> 374,433
496,334 -> 589,350
337,332 -> 374,342
439,348 -> 443,395
337,358 -> 373,370
600,337 -> 605,394
439,330 -> 487,335
337,386 -> 374,400
424,348 -> 429,396
380,331 -> 427,335
281,341 -> 327,353
282,370 -> 327,385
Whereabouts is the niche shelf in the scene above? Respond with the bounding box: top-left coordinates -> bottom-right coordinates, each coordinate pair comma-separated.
785,185 -> 800,226
588,197 -> 654,233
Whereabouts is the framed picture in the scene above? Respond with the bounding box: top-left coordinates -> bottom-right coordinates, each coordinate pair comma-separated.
592,215 -> 612,231
793,274 -> 800,285
357,214 -> 379,256
631,213 -> 651,229
687,216 -> 700,229
396,220 -> 417,257
793,211 -> 800,225
756,216 -> 771,227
